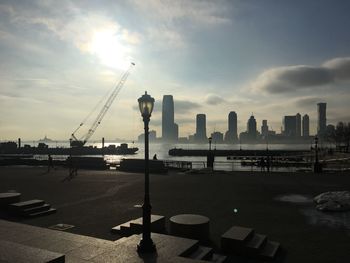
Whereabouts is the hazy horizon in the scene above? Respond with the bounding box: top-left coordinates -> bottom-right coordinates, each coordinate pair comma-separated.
1,1 -> 350,141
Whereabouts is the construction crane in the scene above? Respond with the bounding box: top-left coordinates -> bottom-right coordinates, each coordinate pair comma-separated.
70,62 -> 135,147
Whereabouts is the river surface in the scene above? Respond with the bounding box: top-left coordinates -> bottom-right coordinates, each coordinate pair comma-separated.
24,141 -> 312,172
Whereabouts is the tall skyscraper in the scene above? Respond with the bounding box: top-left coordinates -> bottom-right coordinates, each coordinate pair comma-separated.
317,102 -> 327,137
195,114 -> 207,143
162,95 -> 178,142
296,113 -> 301,137
283,116 -> 297,137
302,114 -> 310,137
247,115 -> 257,140
224,111 -> 238,143
261,120 -> 269,137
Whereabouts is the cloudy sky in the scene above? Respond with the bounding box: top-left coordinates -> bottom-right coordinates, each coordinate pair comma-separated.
1,0 -> 350,141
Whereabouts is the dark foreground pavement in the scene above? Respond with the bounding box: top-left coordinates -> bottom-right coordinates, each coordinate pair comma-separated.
1,166 -> 350,263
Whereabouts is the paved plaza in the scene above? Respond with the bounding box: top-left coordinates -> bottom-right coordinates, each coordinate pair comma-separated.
1,166 -> 350,262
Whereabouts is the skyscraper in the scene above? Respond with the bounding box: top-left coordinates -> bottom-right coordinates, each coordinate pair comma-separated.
247,115 -> 257,140
302,114 -> 310,137
224,111 -> 238,143
162,95 -> 178,142
261,120 -> 269,137
317,102 -> 327,137
283,116 -> 297,137
195,114 -> 207,143
296,113 -> 301,137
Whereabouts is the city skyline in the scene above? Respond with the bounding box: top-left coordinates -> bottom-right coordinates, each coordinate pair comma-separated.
1,1 -> 350,141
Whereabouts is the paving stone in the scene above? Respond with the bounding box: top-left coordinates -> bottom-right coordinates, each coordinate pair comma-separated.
23,203 -> 51,215
221,226 -> 254,253
0,239 -> 64,263
46,238 -> 85,254
259,240 -> 280,260
185,245 -> 213,260
28,207 -> 57,217
67,244 -> 108,260
9,199 -> 45,211
211,253 -> 228,263
0,192 -> 21,207
245,233 -> 267,254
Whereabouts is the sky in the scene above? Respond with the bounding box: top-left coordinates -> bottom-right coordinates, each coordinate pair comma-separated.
1,0 -> 350,141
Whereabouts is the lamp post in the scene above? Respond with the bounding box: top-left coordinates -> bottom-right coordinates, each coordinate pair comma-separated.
137,91 -> 156,253
313,136 -> 322,173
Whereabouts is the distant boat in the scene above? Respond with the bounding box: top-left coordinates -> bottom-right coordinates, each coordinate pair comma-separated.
38,136 -> 54,143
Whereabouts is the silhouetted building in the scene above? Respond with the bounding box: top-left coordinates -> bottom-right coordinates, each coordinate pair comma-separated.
211,131 -> 224,144
247,115 -> 257,140
302,114 -> 310,137
261,120 -> 269,138
162,95 -> 178,142
326,124 -> 335,139
283,115 -> 297,137
296,113 -> 301,137
138,130 -> 157,142
195,114 -> 207,143
224,111 -> 238,143
317,102 -> 327,137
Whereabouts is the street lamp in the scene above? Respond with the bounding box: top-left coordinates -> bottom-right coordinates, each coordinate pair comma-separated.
314,136 -> 322,173
137,91 -> 156,253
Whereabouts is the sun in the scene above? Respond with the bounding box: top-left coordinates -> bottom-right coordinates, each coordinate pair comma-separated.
89,29 -> 130,70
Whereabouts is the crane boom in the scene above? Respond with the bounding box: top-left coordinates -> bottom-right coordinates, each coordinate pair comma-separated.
70,62 -> 135,147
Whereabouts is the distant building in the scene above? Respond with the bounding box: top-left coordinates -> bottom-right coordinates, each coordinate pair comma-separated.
261,120 -> 269,138
211,131 -> 224,144
247,115 -> 257,140
317,102 -> 327,137
296,113 -> 301,137
326,124 -> 335,139
224,111 -> 238,143
149,130 -> 157,141
162,95 -> 178,142
283,115 -> 297,137
195,114 -> 207,143
138,130 -> 157,142
302,114 -> 310,137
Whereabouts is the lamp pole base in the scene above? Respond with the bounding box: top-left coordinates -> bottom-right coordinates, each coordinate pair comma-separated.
314,162 -> 322,173
137,238 -> 156,253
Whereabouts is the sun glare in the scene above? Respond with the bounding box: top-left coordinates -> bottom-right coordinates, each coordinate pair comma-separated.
89,29 -> 130,70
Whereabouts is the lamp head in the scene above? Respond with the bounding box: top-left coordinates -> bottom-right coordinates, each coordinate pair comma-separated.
138,91 -> 155,119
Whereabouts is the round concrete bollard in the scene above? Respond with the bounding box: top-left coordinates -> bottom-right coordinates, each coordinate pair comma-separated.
170,214 -> 210,242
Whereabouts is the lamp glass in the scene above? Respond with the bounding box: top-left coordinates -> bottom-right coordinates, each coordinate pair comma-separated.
138,92 -> 155,117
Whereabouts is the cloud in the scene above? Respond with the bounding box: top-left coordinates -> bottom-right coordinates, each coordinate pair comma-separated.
174,100 -> 201,114
205,93 -> 226,105
130,0 -> 232,49
323,57 -> 350,81
250,57 -> 350,94
294,96 -> 325,109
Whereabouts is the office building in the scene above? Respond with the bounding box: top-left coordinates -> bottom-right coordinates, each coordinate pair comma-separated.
162,95 -> 178,142
224,111 -> 238,143
283,115 -> 297,137
247,115 -> 257,140
296,113 -> 301,137
261,120 -> 269,138
195,114 -> 207,143
302,114 -> 310,137
211,131 -> 224,144
317,103 -> 327,137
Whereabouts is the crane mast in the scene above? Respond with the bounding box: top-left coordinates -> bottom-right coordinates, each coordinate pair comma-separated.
70,62 -> 135,147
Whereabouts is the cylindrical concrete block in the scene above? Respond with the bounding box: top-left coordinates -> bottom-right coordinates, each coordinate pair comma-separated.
170,214 -> 210,242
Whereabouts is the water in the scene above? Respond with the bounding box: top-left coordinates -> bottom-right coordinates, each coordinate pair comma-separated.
22,141 -> 311,172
